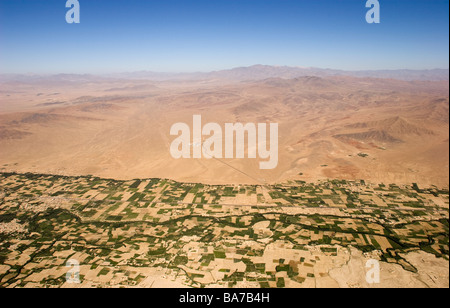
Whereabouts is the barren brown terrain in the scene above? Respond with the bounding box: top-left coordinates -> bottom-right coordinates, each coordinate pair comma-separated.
0,74 -> 448,187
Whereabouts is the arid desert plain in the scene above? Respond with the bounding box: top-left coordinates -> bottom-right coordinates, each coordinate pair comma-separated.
0,71 -> 448,187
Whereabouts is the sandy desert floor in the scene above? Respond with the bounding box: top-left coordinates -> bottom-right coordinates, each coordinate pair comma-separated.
0,76 -> 448,187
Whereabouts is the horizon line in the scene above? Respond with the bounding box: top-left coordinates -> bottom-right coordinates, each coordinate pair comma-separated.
1,64 -> 450,76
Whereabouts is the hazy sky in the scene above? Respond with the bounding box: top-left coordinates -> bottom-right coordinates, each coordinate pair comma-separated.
0,0 -> 448,74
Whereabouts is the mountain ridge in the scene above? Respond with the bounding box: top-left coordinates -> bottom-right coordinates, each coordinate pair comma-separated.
1,65 -> 448,83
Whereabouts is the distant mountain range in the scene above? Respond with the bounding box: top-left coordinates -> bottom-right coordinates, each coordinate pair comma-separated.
1,65 -> 448,83
107,65 -> 450,81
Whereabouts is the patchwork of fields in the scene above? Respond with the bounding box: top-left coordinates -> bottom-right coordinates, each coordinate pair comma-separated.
0,172 -> 448,288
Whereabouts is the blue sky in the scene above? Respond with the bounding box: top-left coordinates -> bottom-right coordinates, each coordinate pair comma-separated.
0,0 -> 448,74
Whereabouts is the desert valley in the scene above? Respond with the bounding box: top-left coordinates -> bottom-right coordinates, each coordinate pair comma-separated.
0,67 -> 448,188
